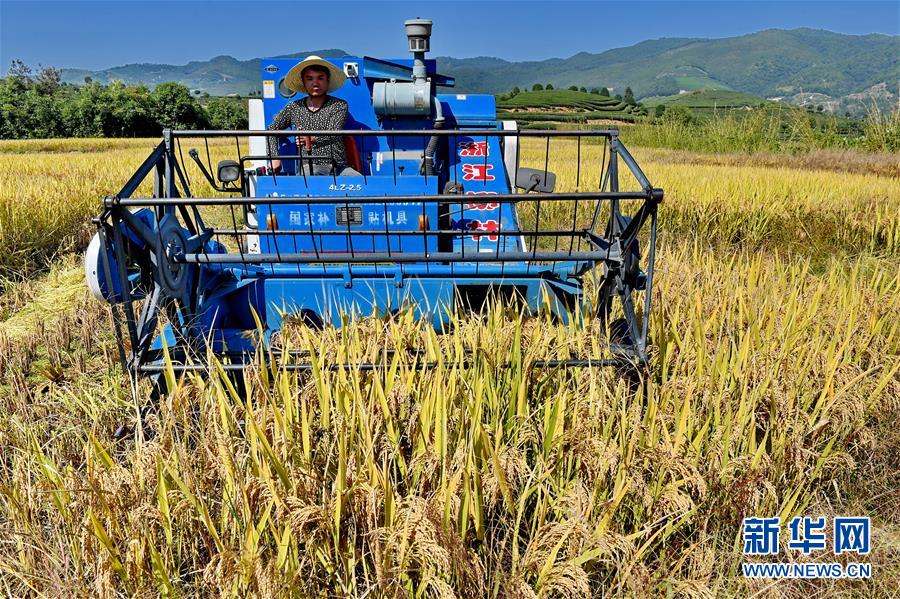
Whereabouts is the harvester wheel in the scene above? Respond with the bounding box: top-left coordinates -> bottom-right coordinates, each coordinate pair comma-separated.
157,215 -> 189,299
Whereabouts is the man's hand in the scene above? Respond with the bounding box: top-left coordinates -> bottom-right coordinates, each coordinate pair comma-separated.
270,159 -> 282,172
301,136 -> 316,151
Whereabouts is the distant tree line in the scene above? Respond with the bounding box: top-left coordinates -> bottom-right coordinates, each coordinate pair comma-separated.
0,61 -> 248,139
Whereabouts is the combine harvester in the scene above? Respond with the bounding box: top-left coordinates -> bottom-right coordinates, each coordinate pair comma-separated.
85,19 -> 662,377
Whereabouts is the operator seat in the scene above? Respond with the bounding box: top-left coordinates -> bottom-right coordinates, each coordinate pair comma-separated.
274,122 -> 364,176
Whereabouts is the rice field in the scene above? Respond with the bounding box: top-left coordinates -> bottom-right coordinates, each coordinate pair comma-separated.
0,136 -> 897,597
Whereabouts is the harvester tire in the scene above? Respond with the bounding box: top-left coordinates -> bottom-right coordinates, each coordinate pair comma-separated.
157,215 -> 189,300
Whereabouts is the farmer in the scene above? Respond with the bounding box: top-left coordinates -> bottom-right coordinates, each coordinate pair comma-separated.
266,56 -> 361,176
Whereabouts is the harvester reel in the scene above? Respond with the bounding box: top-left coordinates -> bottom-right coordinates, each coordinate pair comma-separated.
597,215 -> 643,319
621,234 -> 643,289
156,214 -> 189,300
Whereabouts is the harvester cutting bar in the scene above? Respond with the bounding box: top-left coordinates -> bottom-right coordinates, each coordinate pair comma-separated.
138,358 -> 625,374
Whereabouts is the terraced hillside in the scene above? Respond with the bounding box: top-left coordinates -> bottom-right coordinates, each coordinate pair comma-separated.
497,90 -> 649,127
641,90 -> 765,110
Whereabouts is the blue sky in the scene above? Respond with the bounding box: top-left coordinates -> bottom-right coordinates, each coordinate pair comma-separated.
1,1 -> 897,72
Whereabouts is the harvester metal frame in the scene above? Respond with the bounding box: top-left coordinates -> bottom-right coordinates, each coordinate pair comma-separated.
91,127 -> 661,377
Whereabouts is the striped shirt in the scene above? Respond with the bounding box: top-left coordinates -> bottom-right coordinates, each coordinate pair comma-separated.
266,95 -> 349,167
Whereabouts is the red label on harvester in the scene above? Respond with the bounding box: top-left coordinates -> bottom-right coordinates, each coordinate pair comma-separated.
467,219 -> 499,242
466,202 -> 500,211
461,164 -> 495,181
458,140 -> 489,157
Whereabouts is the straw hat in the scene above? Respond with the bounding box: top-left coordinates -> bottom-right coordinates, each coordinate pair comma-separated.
283,56 -> 346,93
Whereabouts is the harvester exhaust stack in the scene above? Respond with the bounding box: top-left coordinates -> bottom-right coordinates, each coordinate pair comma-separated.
404,18 -> 432,77
85,18 -> 662,377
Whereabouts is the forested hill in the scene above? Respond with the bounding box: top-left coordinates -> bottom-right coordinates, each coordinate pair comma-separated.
58,29 -> 897,100
441,29 -> 898,99
60,50 -> 350,97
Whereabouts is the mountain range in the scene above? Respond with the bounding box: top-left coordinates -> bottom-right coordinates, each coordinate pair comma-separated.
59,29 -> 898,108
